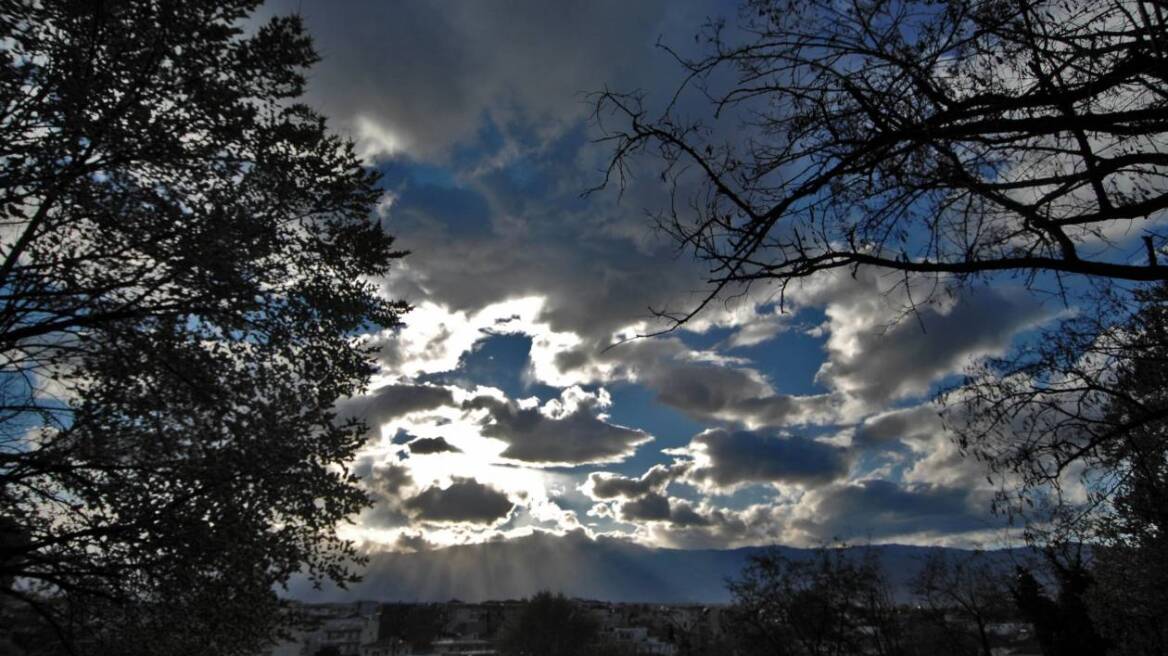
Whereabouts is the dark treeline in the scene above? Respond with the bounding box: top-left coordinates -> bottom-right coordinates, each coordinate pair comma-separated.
713,545 -> 1100,656
273,544 -> 1141,656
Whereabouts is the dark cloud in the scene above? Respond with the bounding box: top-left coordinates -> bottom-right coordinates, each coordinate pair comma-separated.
643,505 -> 758,549
407,436 -> 462,455
793,480 -> 989,541
357,461 -> 416,529
404,477 -> 514,525
619,493 -> 713,528
668,502 -> 714,528
584,463 -> 688,500
811,277 -> 1051,403
688,429 -> 851,488
466,395 -> 652,466
262,0 -> 725,159
652,363 -> 837,427
250,2 -> 1044,553
368,462 -> 415,497
548,338 -> 840,428
619,492 -> 672,522
853,405 -> 943,449
393,532 -> 437,553
337,384 -> 455,430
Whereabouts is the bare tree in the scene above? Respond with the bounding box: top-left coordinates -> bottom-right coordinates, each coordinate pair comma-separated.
596,0 -> 1168,329
725,546 -> 904,656
912,550 -> 1013,656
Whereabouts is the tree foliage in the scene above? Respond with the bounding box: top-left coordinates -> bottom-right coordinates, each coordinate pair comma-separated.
1087,286 -> 1168,656
1010,547 -> 1108,656
496,592 -> 603,656
949,284 -> 1167,528
596,0 -> 1168,328
374,603 -> 447,652
0,1 -> 406,653
945,280 -> 1168,653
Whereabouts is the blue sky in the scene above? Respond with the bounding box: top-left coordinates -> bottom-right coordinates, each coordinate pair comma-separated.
265,0 -> 1075,554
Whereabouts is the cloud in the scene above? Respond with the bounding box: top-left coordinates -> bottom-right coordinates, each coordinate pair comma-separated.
582,463 -> 689,500
651,363 -> 840,427
790,270 -> 1052,404
367,462 -> 415,497
407,436 -> 462,455
404,477 -> 515,525
618,493 -> 715,528
853,404 -> 943,449
338,383 -> 455,431
543,338 -> 842,428
684,429 -> 851,489
637,504 -> 762,549
618,492 -> 672,522
262,0 -> 724,160
790,479 -> 990,542
851,402 -> 998,491
357,460 -> 417,529
392,532 -> 437,553
466,387 -> 652,466
242,2 -> 1064,555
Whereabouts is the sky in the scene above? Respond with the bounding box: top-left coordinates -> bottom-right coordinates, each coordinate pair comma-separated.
264,0 -> 1069,554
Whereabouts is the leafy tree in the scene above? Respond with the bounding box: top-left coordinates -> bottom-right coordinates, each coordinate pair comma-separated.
374,603 -> 447,652
0,1 -> 406,654
496,592 -> 603,656
1010,547 -> 1108,656
725,547 -> 903,656
595,0 -> 1168,328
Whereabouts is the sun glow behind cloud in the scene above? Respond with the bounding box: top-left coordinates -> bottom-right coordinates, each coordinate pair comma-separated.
267,0 -> 1079,557
354,115 -> 406,163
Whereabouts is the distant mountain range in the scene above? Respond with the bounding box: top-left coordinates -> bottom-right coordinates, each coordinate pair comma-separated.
287,531 -> 1037,604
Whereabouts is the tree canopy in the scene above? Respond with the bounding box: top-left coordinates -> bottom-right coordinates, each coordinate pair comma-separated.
951,283 -> 1168,653
0,1 -> 406,653
497,592 -> 603,656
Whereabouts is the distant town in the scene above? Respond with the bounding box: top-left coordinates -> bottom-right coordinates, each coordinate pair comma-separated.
271,597 -> 1044,656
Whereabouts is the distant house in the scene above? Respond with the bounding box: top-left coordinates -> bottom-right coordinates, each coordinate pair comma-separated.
306,616 -> 366,656
606,626 -> 677,655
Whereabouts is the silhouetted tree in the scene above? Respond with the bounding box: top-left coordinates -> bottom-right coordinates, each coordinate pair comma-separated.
1084,283 -> 1168,655
497,592 -> 603,656
725,547 -> 904,656
375,604 -> 447,652
912,550 -> 1014,656
596,0 -> 1168,330
0,1 -> 406,654
595,2 -> 1168,652
948,280 -> 1168,653
1011,547 -> 1108,656
949,284 -> 1165,527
